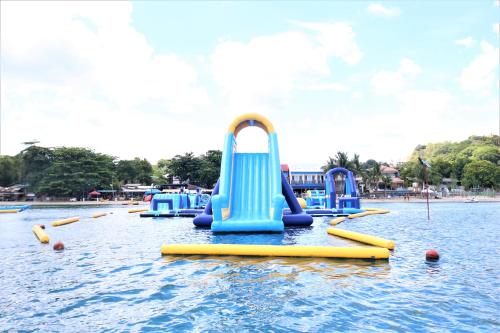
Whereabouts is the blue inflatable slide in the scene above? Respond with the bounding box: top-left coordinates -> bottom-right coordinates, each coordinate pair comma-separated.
194,114 -> 312,232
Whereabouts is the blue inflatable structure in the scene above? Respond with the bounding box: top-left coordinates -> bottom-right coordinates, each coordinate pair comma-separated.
325,167 -> 360,209
194,114 -> 312,232
140,191 -> 204,217
292,167 -> 362,216
0,205 -> 30,212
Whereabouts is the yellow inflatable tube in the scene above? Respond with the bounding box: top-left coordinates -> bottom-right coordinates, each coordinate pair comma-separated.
364,208 -> 390,213
52,217 -> 80,227
32,225 -> 49,243
0,209 -> 21,213
92,212 -> 107,218
327,228 -> 395,249
348,210 -> 390,219
348,212 -> 370,219
329,217 -> 346,226
128,208 -> 149,213
160,243 -> 389,259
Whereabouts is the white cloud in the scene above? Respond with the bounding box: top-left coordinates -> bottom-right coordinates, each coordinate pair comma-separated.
371,58 -> 421,95
454,36 -> 475,47
459,41 -> 499,96
211,21 -> 362,115
292,21 -> 363,65
1,1 -> 211,159
300,83 -> 350,92
371,71 -> 406,95
399,58 -> 422,76
367,3 -> 400,17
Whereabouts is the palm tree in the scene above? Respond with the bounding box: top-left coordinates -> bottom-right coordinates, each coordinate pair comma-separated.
335,152 -> 351,169
369,162 -> 381,191
381,175 -> 392,196
349,154 -> 365,193
321,156 -> 337,173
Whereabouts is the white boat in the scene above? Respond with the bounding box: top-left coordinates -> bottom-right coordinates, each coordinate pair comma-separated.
464,198 -> 479,203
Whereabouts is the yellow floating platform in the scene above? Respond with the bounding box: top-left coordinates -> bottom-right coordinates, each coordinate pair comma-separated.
160,243 -> 390,259
128,208 -> 149,213
327,228 -> 395,249
0,209 -> 21,213
32,225 -> 49,243
329,217 -> 346,226
92,212 -> 107,218
52,216 -> 80,227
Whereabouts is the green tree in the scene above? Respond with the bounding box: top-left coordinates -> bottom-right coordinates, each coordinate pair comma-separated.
17,146 -> 54,189
197,150 -> 222,188
368,162 -> 382,191
471,145 -> 500,164
168,152 -> 201,183
381,175 -> 392,190
462,160 -> 500,189
116,158 -> 153,184
322,151 -> 352,172
153,159 -> 172,182
0,156 -> 19,186
429,156 -> 453,179
37,147 -> 115,197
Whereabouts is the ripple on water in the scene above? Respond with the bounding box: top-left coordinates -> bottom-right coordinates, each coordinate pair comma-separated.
0,203 -> 499,332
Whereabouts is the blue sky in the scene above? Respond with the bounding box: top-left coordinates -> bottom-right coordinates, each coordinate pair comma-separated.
1,1 -> 499,169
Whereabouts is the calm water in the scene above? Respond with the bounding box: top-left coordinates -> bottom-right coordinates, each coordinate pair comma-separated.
0,202 -> 499,332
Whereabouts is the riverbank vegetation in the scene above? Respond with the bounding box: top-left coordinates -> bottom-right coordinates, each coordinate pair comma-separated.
0,135 -> 498,196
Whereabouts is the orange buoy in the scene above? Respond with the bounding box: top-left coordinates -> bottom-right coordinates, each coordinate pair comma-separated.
426,249 -> 439,261
53,241 -> 65,251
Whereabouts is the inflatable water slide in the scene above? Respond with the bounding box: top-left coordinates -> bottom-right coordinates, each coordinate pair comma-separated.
193,114 -> 312,232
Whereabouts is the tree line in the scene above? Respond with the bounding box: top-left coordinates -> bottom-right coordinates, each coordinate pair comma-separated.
1,135 -> 498,197
321,135 -> 500,191
0,146 -> 223,197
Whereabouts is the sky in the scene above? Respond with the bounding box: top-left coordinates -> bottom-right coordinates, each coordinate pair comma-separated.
1,1 -> 499,169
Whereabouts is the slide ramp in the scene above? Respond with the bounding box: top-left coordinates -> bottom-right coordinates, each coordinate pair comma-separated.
211,114 -> 285,233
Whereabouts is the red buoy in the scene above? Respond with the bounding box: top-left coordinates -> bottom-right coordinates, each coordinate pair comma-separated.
426,249 -> 439,261
53,241 -> 65,251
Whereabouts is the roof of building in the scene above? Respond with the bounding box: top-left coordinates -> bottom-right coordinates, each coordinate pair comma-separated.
381,165 -> 398,174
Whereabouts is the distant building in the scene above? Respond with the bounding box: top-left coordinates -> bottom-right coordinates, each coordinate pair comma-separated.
381,165 -> 404,189
0,184 -> 29,201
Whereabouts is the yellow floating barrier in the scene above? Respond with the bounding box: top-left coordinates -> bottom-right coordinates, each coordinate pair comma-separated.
92,212 -> 107,218
364,208 -> 390,214
0,209 -> 21,213
327,228 -> 395,249
348,212 -> 370,219
329,217 -> 346,226
160,243 -> 390,259
52,216 -> 80,227
348,210 -> 390,219
128,208 -> 149,213
32,225 -> 49,243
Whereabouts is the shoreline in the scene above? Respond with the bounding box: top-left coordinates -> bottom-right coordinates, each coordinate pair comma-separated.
3,196 -> 499,206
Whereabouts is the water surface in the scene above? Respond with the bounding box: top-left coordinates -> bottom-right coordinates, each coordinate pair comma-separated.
0,202 -> 499,332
